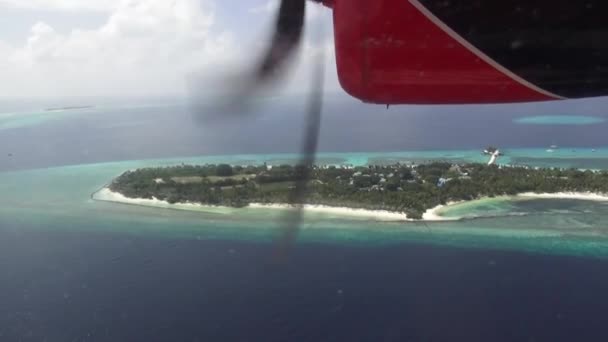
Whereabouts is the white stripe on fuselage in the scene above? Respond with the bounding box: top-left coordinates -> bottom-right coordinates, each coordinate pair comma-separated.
407,0 -> 566,100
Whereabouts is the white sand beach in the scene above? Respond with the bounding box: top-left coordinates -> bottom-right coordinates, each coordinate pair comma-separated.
517,192 -> 608,201
93,188 -> 233,213
247,203 -> 407,221
93,187 -> 419,221
422,202 -> 463,221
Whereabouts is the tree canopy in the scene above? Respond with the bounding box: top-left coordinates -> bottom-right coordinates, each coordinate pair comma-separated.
108,162 -> 608,219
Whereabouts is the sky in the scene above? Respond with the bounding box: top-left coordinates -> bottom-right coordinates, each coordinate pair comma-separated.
0,0 -> 336,98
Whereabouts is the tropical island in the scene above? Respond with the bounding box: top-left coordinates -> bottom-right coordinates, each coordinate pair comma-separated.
97,162 -> 608,220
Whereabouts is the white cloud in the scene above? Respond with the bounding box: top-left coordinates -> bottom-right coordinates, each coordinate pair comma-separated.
0,0 -> 339,98
0,0 -> 236,97
0,0 -> 122,11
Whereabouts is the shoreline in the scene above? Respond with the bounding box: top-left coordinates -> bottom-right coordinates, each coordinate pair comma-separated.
92,188 -> 608,223
516,191 -> 608,201
92,188 -> 234,213
93,187 -> 456,222
247,203 -> 408,221
422,202 -> 462,221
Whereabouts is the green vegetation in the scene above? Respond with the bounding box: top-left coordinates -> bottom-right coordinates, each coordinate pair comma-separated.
108,162 -> 608,219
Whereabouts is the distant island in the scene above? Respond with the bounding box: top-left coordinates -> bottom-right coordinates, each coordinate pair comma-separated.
98,162 -> 608,220
45,105 -> 94,112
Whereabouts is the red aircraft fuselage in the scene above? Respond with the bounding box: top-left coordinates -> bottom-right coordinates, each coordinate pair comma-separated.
320,0 -> 608,104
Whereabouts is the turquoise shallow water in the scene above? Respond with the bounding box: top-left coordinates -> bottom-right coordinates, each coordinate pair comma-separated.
3,149 -> 608,258
0,107 -> 100,130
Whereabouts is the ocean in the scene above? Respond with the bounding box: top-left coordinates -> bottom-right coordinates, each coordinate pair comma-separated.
1,95 -> 608,341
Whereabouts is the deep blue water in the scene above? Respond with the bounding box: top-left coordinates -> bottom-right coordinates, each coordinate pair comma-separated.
2,96 -> 608,341
2,228 -> 608,342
